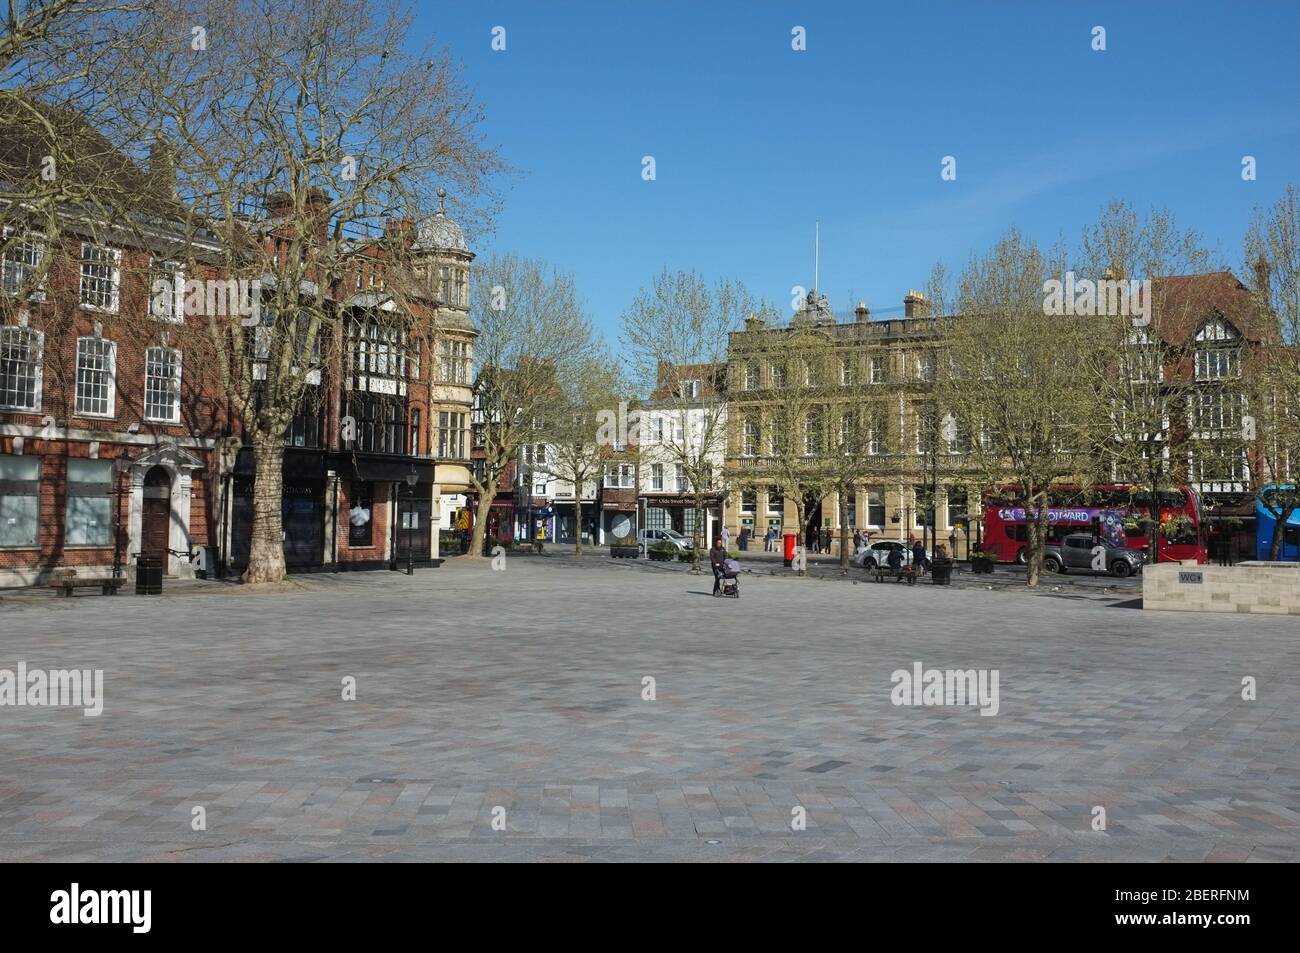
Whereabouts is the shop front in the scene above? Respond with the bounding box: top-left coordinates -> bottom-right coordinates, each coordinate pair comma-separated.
332,453 -> 437,569
231,447 -> 326,573
552,500 -> 597,544
641,493 -> 723,546
517,499 -> 554,542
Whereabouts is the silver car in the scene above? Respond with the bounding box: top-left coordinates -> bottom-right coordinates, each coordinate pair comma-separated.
637,528 -> 694,552
1042,534 -> 1146,577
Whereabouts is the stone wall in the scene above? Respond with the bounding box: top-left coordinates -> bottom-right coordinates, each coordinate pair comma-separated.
1143,561 -> 1300,615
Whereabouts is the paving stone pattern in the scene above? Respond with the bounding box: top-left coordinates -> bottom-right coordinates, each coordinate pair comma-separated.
0,557 -> 1296,862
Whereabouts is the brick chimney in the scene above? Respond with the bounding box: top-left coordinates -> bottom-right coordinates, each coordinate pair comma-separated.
854,301 -> 870,323
147,138 -> 176,200
903,289 -> 928,319
1253,253 -> 1271,299
266,191 -> 293,216
385,217 -> 417,244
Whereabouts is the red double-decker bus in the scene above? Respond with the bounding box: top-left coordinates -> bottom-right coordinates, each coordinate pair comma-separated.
982,484 -> 1206,565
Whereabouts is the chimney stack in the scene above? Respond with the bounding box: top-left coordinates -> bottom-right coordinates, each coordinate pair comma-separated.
1253,253 -> 1271,299
147,138 -> 177,200
903,289 -> 928,319
266,191 -> 293,216
385,217 -> 416,244
854,301 -> 870,323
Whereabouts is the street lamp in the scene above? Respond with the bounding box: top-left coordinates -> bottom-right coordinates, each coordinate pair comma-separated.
111,456 -> 131,583
404,464 -> 417,576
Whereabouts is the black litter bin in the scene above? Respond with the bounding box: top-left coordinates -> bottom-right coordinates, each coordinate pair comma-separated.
135,554 -> 163,595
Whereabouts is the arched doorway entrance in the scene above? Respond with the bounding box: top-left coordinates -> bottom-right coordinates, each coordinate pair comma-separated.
141,466 -> 172,567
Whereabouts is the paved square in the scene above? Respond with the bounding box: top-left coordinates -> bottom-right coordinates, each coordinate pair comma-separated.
1,557 -> 1297,862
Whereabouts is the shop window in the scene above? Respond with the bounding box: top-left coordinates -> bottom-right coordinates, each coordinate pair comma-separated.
348,483 -> 374,547
0,454 -> 40,547
65,458 -> 112,546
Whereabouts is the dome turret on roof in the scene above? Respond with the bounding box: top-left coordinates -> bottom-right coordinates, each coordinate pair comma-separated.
414,187 -> 468,253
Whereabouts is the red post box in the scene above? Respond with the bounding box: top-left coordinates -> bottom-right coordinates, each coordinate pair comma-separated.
783,532 -> 797,567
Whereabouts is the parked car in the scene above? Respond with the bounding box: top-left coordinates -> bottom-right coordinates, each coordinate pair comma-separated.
852,540 -> 928,570
1042,534 -> 1146,577
637,528 -> 694,552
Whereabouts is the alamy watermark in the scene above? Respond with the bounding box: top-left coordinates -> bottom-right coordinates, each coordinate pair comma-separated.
1042,271 -> 1151,325
50,883 -> 150,933
0,661 -> 103,716
151,276 -> 262,326
890,661 -> 999,716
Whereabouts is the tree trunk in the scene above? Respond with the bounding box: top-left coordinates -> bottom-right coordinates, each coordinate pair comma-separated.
691,498 -> 703,573
793,498 -> 806,574
1269,506 -> 1294,560
468,470 -> 499,559
839,485 -> 850,572
1146,475 -> 1160,563
574,497 -> 583,558
243,428 -> 286,584
1026,498 -> 1051,589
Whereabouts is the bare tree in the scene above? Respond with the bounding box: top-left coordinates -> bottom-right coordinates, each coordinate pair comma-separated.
467,252 -> 596,560
1077,200 -> 1216,561
752,323 -> 840,573
535,353 -> 621,558
1244,183 -> 1300,559
933,230 -> 1108,588
2,0 -> 158,300
107,0 -> 502,581
621,269 -> 769,571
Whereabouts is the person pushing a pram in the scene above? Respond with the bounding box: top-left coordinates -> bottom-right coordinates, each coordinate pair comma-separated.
710,536 -> 741,598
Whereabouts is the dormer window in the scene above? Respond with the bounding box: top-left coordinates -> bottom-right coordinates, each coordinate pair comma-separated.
679,379 -> 701,399
1194,317 -> 1240,380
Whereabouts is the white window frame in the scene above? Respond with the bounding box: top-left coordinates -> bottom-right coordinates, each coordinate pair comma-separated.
650,463 -> 664,490
144,346 -> 182,423
74,336 -> 116,418
2,230 -> 46,301
742,418 -> 759,457
79,243 -> 121,313
0,325 -> 44,411
149,259 -> 184,322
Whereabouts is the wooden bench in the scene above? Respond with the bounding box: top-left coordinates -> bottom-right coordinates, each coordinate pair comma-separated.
48,570 -> 126,597
871,565 -> 917,585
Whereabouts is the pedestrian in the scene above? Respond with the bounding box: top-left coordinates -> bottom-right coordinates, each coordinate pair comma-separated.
709,536 -> 728,595
764,526 -> 775,551
912,538 -> 927,573
826,527 -> 834,555
738,527 -> 749,551
887,542 -> 903,581
810,529 -> 820,554
852,529 -> 863,552
720,524 -> 730,552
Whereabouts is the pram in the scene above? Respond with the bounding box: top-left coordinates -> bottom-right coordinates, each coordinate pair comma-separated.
717,557 -> 741,598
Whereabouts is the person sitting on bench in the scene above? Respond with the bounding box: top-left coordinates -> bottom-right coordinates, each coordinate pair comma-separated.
887,544 -> 903,582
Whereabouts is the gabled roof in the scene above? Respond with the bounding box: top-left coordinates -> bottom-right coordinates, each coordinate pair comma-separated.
1150,271 -> 1268,344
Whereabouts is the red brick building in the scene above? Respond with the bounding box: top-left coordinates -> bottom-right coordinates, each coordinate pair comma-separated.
2,109 -> 477,585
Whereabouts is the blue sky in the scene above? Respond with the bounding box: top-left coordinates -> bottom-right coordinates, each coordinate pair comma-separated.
417,0 -> 1300,337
